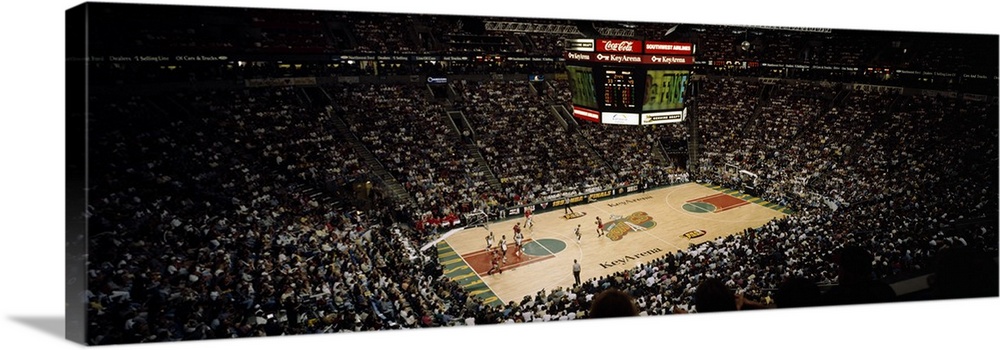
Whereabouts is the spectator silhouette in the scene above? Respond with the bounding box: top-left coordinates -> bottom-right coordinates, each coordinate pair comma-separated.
927,246 -> 999,300
775,276 -> 823,308
823,246 -> 896,305
588,289 -> 639,318
693,278 -> 738,313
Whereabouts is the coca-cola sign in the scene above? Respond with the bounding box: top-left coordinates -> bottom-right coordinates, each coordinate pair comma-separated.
597,39 -> 642,53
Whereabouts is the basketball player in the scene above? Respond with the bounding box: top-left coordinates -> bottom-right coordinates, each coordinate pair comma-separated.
524,208 -> 534,228
596,217 -> 605,237
487,250 -> 502,275
513,222 -> 521,238
574,224 -> 582,241
499,235 -> 509,263
514,230 -> 524,257
486,232 -> 495,252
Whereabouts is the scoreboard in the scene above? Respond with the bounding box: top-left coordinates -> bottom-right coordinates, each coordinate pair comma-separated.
565,38 -> 693,125
603,69 -> 637,109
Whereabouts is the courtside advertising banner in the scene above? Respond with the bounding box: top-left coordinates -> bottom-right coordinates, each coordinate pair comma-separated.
601,112 -> 640,125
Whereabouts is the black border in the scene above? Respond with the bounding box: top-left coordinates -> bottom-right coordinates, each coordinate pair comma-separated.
65,2 -> 88,345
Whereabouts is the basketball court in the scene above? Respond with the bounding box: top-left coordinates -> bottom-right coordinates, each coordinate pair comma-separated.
436,182 -> 792,306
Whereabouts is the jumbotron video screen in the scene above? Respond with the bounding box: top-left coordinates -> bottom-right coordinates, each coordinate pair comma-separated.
566,65 -> 599,109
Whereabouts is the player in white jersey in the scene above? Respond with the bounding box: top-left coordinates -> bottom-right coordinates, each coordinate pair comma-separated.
499,235 -> 509,263
486,231 -> 495,252
514,230 -> 524,257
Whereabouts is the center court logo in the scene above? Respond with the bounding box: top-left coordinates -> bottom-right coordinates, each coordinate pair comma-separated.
605,211 -> 656,241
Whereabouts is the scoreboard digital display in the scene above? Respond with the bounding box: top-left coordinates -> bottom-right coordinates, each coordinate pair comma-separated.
603,68 -> 637,109
565,38 -> 693,125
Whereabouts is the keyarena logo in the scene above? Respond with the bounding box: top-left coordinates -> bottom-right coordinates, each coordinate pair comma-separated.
595,53 -> 642,63
598,247 -> 664,269
567,52 -> 592,61
606,195 -> 654,207
644,55 -> 692,64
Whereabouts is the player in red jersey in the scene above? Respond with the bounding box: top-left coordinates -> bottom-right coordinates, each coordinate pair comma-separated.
487,249 -> 503,275
596,217 -> 605,237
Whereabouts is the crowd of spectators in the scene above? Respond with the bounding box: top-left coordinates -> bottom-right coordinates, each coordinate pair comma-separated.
801,35 -> 869,67
691,26 -> 875,68
692,78 -> 764,189
687,77 -> 998,304
338,12 -> 420,54
162,86 -> 370,192
329,83 -> 504,226
85,88 -> 500,344
454,80 -> 616,205
691,26 -> 746,63
688,24 -> 1000,78
246,10 -> 335,53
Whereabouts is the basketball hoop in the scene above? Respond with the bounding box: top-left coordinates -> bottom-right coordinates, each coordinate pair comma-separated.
464,210 -> 490,230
